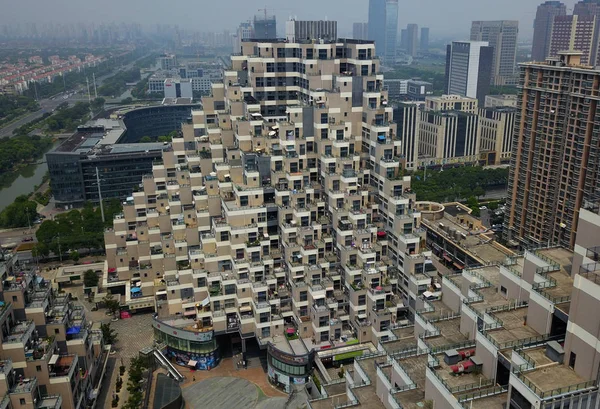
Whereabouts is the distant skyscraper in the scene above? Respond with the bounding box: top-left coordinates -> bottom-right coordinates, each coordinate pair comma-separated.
420,27 -> 430,52
470,20 -> 519,85
368,0 -> 399,61
254,14 -> 276,39
549,15 -> 596,64
353,22 -> 369,40
234,21 -> 253,54
406,24 -> 419,57
445,41 -> 494,104
285,20 -> 337,42
400,29 -> 408,50
532,1 -> 567,61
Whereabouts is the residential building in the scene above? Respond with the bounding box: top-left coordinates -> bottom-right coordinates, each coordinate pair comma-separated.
532,1 -> 567,61
505,51 -> 600,249
233,21 -> 253,54
0,255 -> 107,409
445,41 -> 494,105
352,22 -> 368,40
285,20 -> 337,42
368,0 -> 399,61
573,0 -> 600,64
406,79 -> 433,101
478,106 -> 517,165
425,94 -> 478,114
549,15 -> 596,65
406,24 -> 419,57
420,27 -> 430,52
393,102 -> 421,170
484,94 -> 517,108
103,38 -> 431,381
470,20 -> 519,85
384,79 -> 408,101
253,14 -> 277,39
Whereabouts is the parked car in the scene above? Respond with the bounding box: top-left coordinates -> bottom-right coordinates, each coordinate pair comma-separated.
22,237 -> 34,242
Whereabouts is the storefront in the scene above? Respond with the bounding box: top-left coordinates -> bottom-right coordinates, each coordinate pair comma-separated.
267,343 -> 314,392
153,316 -> 220,370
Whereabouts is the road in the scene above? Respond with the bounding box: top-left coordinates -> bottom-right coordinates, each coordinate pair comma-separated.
0,56 -> 149,139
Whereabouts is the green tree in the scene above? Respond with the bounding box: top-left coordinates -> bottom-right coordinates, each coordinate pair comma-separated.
157,135 -> 171,143
120,97 -> 133,104
70,250 -> 80,263
83,269 -> 99,288
91,97 -> 105,112
140,136 -> 152,143
103,293 -> 120,316
0,195 -> 38,228
101,322 -> 118,344
473,186 -> 486,199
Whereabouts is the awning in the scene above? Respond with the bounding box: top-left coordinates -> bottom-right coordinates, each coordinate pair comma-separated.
67,326 -> 81,335
286,328 -> 296,334
130,287 -> 141,293
251,113 -> 262,117
188,360 -> 197,367
239,306 -> 252,313
443,254 -> 452,262
183,310 -> 196,316
423,291 -> 434,298
453,262 -> 464,270
357,313 -> 367,319
268,131 -> 276,136
200,296 -> 210,307
49,354 -> 59,365
377,231 -> 386,237
156,290 -> 167,296
224,174 -> 231,179
136,282 -> 142,287
108,268 -> 117,273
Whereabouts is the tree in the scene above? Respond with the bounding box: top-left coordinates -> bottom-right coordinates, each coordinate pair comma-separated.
473,186 -> 486,199
83,269 -> 99,288
120,97 -> 133,104
0,195 -> 38,228
157,135 -> 171,143
103,293 -> 120,316
91,97 -> 105,112
70,250 -> 80,263
101,322 -> 118,344
140,136 -> 152,143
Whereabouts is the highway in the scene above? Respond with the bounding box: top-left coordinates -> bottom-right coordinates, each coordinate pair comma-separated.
0,56 -> 148,139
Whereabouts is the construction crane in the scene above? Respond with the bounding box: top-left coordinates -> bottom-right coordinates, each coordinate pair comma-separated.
255,6 -> 291,38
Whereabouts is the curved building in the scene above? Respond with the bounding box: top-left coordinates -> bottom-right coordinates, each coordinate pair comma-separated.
152,316 -> 220,371
267,342 -> 314,392
118,104 -> 197,143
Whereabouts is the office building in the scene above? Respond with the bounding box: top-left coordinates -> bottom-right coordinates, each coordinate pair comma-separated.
406,80 -> 433,100
103,38 -> 433,381
384,78 -> 408,101
285,19 -> 337,42
368,0 -> 399,61
549,15 -> 596,64
484,94 -> 517,108
532,1 -> 567,61
505,51 -> 600,249
164,78 -> 193,99
445,41 -> 494,105
393,102 -> 421,169
470,20 -> 519,85
253,14 -> 276,39
0,255 -> 107,409
47,107 -> 197,208
352,22 -> 368,40
418,96 -> 480,166
158,54 -> 177,71
406,24 -> 419,57
420,27 -> 429,52
233,21 -> 253,54
478,106 -> 516,165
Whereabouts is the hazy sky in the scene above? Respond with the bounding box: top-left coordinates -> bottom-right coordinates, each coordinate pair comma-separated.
0,0 -> 581,39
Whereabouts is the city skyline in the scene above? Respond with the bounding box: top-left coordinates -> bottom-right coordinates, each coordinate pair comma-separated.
0,0 -> 586,39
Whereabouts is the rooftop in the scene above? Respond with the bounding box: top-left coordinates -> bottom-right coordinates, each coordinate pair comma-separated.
486,308 -> 540,348
521,364 -> 590,397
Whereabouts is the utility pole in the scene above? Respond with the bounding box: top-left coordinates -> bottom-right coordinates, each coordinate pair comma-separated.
96,167 -> 105,223
57,234 -> 62,263
93,73 -> 98,99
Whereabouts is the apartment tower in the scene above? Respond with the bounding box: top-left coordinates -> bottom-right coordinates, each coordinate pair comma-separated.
406,24 -> 419,57
532,1 -> 567,61
470,20 -> 519,85
420,27 -> 430,52
352,22 -> 369,40
445,41 -> 494,105
285,19 -> 338,42
505,51 -> 600,249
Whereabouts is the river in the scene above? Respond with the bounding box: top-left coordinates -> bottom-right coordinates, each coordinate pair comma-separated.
0,140 -> 60,212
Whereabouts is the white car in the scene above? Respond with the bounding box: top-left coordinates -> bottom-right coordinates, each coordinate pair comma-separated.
479,206 -> 488,210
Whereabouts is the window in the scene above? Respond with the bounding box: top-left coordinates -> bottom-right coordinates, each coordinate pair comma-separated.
500,286 -> 507,296
36,365 -> 42,372
262,327 -> 270,337
270,357 -> 308,376
54,328 -> 60,334
12,296 -> 17,302
569,352 -> 576,368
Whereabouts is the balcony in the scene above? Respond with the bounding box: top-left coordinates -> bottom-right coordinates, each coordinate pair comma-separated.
10,376 -> 37,394
49,354 -> 77,381
5,320 -> 35,344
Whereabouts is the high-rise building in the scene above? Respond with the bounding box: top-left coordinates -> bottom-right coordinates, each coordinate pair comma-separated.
104,38 -> 432,379
400,28 -> 408,50
470,20 -> 519,85
285,19 -> 337,42
352,22 -> 369,40
233,21 -> 253,54
368,0 -> 399,61
573,0 -> 600,64
549,15 -> 596,64
505,51 -> 600,249
158,54 -> 177,71
420,27 -> 430,52
394,102 -> 421,169
532,1 -> 567,61
406,24 -> 419,57
253,14 -> 277,39
478,106 -> 517,165
445,41 -> 494,105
